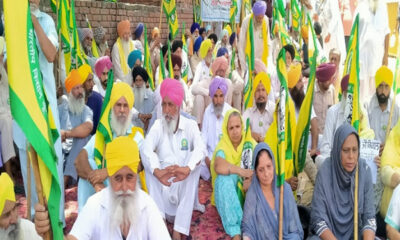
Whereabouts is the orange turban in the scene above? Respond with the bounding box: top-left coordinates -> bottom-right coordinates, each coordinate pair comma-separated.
287,63 -> 302,89
117,20 -> 131,37
65,70 -> 84,93
301,25 -> 308,41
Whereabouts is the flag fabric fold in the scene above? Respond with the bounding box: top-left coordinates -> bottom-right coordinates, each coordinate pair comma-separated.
181,22 -> 189,84
4,1 -> 63,238
163,0 -> 179,39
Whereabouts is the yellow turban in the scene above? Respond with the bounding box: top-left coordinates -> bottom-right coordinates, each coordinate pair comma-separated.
0,173 -> 15,215
248,72 -> 271,108
301,25 -> 308,41
224,25 -> 232,37
77,64 -> 93,83
106,136 -> 140,176
117,20 -> 131,37
287,63 -> 302,89
199,39 -> 212,59
65,69 -> 84,93
110,82 -> 134,109
375,66 -> 393,89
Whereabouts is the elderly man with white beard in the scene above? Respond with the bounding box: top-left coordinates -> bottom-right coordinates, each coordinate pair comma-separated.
74,82 -> 144,210
131,66 -> 155,134
0,173 -> 42,240
111,20 -> 136,85
200,77 -> 232,180
34,136 -> 170,240
59,70 -> 93,187
142,78 -> 206,240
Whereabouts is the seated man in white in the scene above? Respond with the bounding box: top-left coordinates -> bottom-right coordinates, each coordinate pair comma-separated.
34,136 -> 170,240
142,78 -> 206,240
201,76 -> 232,180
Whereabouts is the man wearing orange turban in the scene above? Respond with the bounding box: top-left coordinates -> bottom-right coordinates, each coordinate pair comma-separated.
142,78 -> 206,240
75,81 -> 145,210
112,20 -> 135,85
34,137 -> 170,239
60,69 -> 93,185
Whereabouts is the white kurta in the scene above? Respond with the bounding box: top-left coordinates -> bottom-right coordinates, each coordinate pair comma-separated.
70,187 -> 170,240
242,100 -> 275,139
111,40 -> 135,85
142,115 -> 206,235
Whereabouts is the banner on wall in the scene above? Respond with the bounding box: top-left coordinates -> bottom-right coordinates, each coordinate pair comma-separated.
201,0 -> 242,22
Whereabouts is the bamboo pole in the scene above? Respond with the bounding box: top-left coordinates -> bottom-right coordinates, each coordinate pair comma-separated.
354,163 -> 359,240
278,184 -> 284,240
159,0 -> 163,31
26,148 -> 31,221
28,144 -> 52,240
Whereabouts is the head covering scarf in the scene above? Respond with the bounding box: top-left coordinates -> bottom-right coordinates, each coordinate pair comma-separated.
287,63 -> 302,89
171,53 -> 182,69
211,56 -> 228,76
127,50 -> 142,69
134,23 -> 144,39
160,78 -> 184,107
229,33 -> 236,46
247,72 -> 271,108
191,22 -> 200,34
375,66 -> 393,89
77,64 -> 93,82
209,76 -> 228,97
132,66 -> 149,82
341,74 -> 350,92
106,136 -> 140,176
310,123 -> 375,238
65,69 -> 84,93
94,56 -> 112,78
252,0 -> 267,16
117,20 -> 131,37
78,28 -> 93,42
220,29 -> 229,40
217,47 -> 228,58
254,59 -> 267,74
194,37 -> 203,53
241,143 -> 303,239
200,39 -> 212,59
110,82 -> 134,109
0,173 -> 15,216
151,27 -> 160,39
210,109 -> 247,205
93,26 -> 106,44
316,63 -> 336,83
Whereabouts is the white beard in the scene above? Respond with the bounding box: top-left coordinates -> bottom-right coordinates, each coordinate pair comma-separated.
68,92 -> 85,115
30,4 -> 40,17
369,0 -> 379,14
133,86 -> 145,109
213,103 -> 223,118
0,219 -> 20,240
110,110 -> 132,137
161,112 -> 179,135
109,188 -> 140,234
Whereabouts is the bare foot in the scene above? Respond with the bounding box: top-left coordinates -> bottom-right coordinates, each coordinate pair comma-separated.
232,235 -> 241,240
172,230 -> 181,240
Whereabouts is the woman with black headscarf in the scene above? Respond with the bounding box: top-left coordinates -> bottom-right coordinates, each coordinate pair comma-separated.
309,123 -> 376,239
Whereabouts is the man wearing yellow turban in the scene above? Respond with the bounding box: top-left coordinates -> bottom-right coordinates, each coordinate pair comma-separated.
243,72 -> 275,143
367,66 -> 399,144
34,137 -> 170,239
60,69 -> 94,186
75,82 -> 145,210
0,173 -> 41,239
142,78 -> 206,239
111,20 -> 136,85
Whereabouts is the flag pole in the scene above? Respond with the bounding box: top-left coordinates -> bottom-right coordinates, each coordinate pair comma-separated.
354,162 -> 359,240
57,0 -> 63,90
26,147 -> 32,221
159,0 -> 163,30
279,184 -> 284,240
28,144 -> 52,240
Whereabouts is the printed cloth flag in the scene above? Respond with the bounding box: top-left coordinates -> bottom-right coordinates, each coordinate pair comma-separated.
143,25 -> 155,90
4,1 -> 63,238
181,22 -> 189,84
163,0 -> 179,39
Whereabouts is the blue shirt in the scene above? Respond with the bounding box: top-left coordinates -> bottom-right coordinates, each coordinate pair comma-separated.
86,91 -> 103,135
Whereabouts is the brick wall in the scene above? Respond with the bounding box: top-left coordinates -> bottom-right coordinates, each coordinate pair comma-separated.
42,0 -> 194,47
